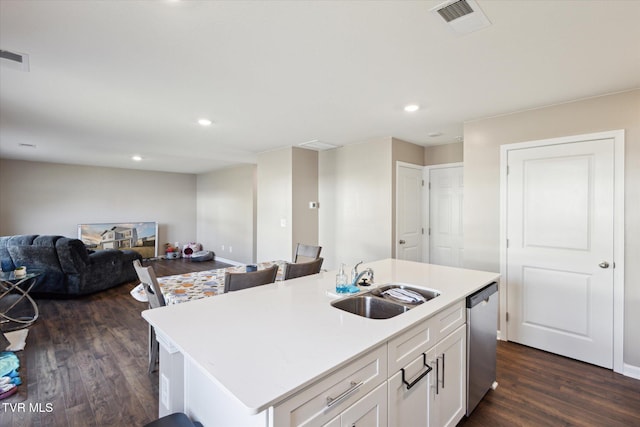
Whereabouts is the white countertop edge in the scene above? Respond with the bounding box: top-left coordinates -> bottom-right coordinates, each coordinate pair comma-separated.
143,259 -> 500,414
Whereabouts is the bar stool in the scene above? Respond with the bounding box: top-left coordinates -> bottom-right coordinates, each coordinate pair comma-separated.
143,412 -> 203,427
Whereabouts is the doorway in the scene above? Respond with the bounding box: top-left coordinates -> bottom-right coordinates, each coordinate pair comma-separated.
500,130 -> 624,372
423,163 -> 464,267
396,162 -> 423,261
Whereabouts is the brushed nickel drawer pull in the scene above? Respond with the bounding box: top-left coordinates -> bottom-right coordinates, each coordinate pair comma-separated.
326,381 -> 364,407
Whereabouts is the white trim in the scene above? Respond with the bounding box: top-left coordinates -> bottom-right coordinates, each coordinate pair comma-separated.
395,161 -> 424,260
499,130 -> 625,374
623,363 -> 640,381
423,162 -> 464,264
214,256 -> 243,266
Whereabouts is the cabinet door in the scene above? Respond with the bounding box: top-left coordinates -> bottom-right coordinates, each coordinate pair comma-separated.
340,382 -> 388,427
323,416 -> 341,427
388,352 -> 433,427
431,325 -> 466,427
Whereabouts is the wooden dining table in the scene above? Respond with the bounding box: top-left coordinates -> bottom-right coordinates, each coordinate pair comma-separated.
156,260 -> 287,305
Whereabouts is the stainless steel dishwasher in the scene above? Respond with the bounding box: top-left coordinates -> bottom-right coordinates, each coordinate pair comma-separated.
466,281 -> 499,416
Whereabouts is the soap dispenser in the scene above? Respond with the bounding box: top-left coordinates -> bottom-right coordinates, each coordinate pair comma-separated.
336,264 -> 348,294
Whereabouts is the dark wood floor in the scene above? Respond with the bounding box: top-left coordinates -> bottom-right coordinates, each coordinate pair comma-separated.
458,342 -> 640,427
0,258 -> 231,427
1,257 -> 638,426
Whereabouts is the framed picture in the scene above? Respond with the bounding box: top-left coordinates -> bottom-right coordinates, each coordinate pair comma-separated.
78,221 -> 158,259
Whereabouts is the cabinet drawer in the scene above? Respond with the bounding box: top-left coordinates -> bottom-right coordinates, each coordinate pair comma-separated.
387,301 -> 465,374
432,301 -> 465,344
273,345 -> 387,427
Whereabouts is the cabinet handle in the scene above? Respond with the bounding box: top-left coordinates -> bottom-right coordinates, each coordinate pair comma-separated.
326,381 -> 363,407
441,353 -> 445,389
435,358 -> 439,395
401,353 -> 433,390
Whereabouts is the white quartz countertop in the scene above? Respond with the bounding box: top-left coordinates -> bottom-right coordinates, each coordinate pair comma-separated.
142,259 -> 500,414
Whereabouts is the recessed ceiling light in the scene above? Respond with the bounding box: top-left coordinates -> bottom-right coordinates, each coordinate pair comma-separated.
132,155 -> 143,162
428,132 -> 443,137
198,118 -> 212,126
404,104 -> 420,113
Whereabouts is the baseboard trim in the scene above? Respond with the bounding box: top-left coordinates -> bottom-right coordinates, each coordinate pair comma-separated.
623,363 -> 640,380
215,256 -> 243,266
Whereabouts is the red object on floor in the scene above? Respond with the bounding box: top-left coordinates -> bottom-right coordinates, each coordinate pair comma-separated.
0,384 -> 17,400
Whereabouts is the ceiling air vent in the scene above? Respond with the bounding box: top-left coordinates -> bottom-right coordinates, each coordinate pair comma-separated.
1,49 -> 30,71
431,0 -> 491,35
298,140 -> 340,151
436,0 -> 474,22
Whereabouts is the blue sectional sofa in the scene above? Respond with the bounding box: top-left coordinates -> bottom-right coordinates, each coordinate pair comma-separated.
0,235 -> 142,297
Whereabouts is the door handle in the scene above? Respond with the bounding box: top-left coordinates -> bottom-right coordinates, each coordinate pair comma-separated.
599,261 -> 610,269
399,240 -> 406,244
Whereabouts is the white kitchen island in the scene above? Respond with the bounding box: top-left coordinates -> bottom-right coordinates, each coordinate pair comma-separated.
142,259 -> 500,426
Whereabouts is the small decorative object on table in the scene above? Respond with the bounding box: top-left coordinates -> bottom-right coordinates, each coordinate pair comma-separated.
13,267 -> 26,279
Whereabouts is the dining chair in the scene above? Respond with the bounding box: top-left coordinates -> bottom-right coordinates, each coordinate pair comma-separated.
283,257 -> 324,280
133,259 -> 165,374
224,265 -> 279,293
293,243 -> 322,263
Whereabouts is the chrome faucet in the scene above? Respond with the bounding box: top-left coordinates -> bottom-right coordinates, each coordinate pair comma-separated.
351,261 -> 374,286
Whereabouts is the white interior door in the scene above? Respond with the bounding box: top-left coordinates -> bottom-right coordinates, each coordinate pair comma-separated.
428,166 -> 463,267
506,138 -> 615,368
397,164 -> 423,261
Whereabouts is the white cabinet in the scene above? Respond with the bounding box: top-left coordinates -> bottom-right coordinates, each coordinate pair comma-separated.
388,304 -> 466,427
388,352 -> 433,426
428,324 -> 466,427
388,301 -> 465,374
274,345 -> 387,427
323,383 -> 387,427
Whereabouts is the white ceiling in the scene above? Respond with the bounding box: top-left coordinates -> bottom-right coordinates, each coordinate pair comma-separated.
1,0 -> 639,174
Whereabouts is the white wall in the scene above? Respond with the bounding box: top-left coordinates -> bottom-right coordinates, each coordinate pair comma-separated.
196,164 -> 256,264
463,89 -> 640,367
257,148 -> 293,262
424,142 -> 463,166
0,159 -> 197,250
319,138 -> 393,270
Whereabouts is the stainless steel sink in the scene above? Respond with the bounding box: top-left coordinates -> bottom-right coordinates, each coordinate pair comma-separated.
331,284 -> 440,319
371,283 -> 440,304
331,295 -> 409,319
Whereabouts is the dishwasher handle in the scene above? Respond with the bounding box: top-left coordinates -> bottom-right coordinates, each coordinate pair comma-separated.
467,282 -> 498,308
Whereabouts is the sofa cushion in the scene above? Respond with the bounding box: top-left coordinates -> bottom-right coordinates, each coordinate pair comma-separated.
7,245 -> 63,271
0,236 -> 15,271
8,235 -> 37,246
55,237 -> 90,274
7,244 -> 67,294
33,235 -> 64,247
